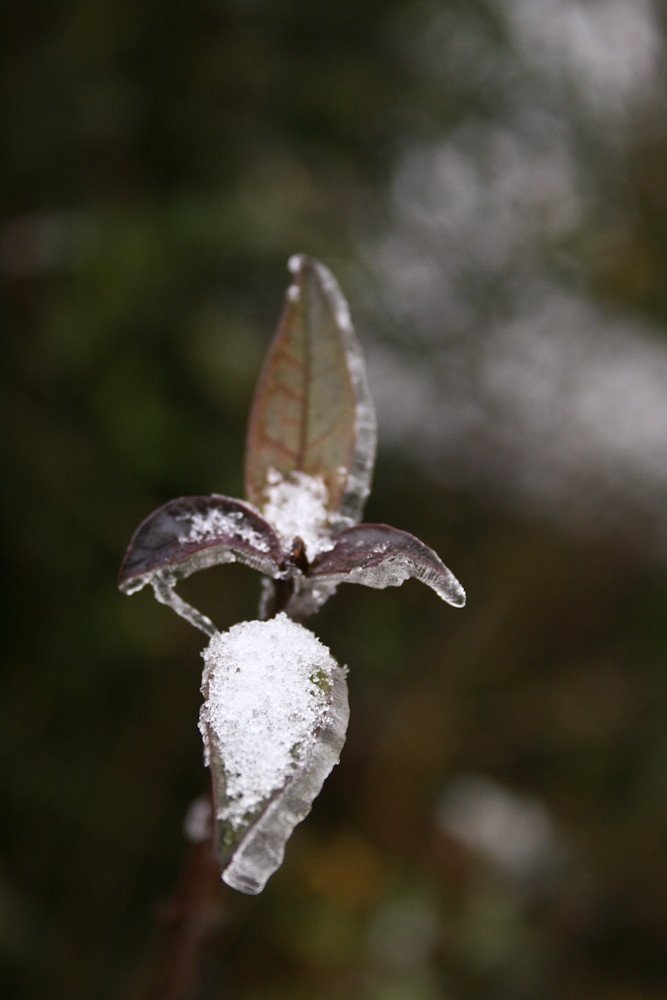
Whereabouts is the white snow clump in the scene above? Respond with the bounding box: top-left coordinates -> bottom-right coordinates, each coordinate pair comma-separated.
199,613 -> 349,893
262,468 -> 332,557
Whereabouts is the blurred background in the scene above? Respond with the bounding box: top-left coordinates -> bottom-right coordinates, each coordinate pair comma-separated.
3,1 -> 667,998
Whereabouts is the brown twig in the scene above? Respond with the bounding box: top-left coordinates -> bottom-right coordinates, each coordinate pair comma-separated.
140,585 -> 300,1000
140,793 -> 224,1000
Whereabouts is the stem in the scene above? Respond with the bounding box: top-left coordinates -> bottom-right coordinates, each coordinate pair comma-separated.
141,578 -> 306,999
140,795 -> 223,1000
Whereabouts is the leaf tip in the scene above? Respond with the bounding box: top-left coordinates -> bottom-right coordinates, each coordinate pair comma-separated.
287,252 -> 307,274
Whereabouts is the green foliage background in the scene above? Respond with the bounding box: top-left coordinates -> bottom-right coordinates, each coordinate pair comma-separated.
3,2 -> 667,998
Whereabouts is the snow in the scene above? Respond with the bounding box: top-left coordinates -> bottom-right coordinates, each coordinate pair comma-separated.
199,614 -> 349,893
200,614 -> 336,831
262,467 -> 332,558
179,506 -> 270,552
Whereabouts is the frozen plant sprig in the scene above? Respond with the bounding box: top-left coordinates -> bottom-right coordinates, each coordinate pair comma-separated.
119,254 -> 465,894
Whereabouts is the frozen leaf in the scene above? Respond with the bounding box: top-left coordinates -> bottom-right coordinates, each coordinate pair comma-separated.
118,256 -> 465,632
117,255 -> 466,898
199,614 -> 349,894
310,523 -> 466,607
245,255 -> 377,529
119,496 -> 285,635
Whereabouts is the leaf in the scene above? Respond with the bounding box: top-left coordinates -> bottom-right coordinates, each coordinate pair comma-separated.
310,523 -> 467,607
199,615 -> 349,894
118,496 -> 285,635
244,255 -> 377,528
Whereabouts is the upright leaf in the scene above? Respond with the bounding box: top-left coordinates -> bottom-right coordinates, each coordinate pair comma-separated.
244,255 -> 377,528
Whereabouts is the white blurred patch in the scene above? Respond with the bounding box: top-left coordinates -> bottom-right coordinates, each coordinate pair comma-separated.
499,0 -> 663,121
361,0 -> 667,558
183,795 -> 213,844
367,286 -> 667,555
437,774 -> 566,882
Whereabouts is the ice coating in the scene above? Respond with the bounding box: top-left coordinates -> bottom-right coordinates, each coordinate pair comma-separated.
116,254 -> 466,891
245,255 -> 377,529
118,259 -> 464,630
200,615 -> 332,825
257,573 -> 340,623
310,523 -> 466,608
119,496 -> 283,586
262,468 -> 332,558
199,614 -> 349,893
290,255 -> 378,529
118,495 -> 285,636
152,576 -> 219,637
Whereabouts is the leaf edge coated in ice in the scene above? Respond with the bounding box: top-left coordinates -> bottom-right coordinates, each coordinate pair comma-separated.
244,255 -> 377,529
220,661 -> 348,894
200,616 -> 350,895
118,495 -> 285,591
118,496 -> 286,635
310,523 -> 467,608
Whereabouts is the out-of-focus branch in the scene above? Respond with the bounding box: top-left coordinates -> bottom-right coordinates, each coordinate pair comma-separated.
140,794 -> 223,1000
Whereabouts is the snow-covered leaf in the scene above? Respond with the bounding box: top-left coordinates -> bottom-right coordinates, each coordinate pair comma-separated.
199,614 -> 349,894
118,496 -> 285,635
310,523 -> 466,607
244,255 -> 377,528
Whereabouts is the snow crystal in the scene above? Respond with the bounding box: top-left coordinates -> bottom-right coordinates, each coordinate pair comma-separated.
178,507 -> 270,552
262,468 -> 332,558
199,614 -> 338,832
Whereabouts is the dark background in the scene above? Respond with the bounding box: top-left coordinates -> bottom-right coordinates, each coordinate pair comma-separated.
3,2 -> 667,998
